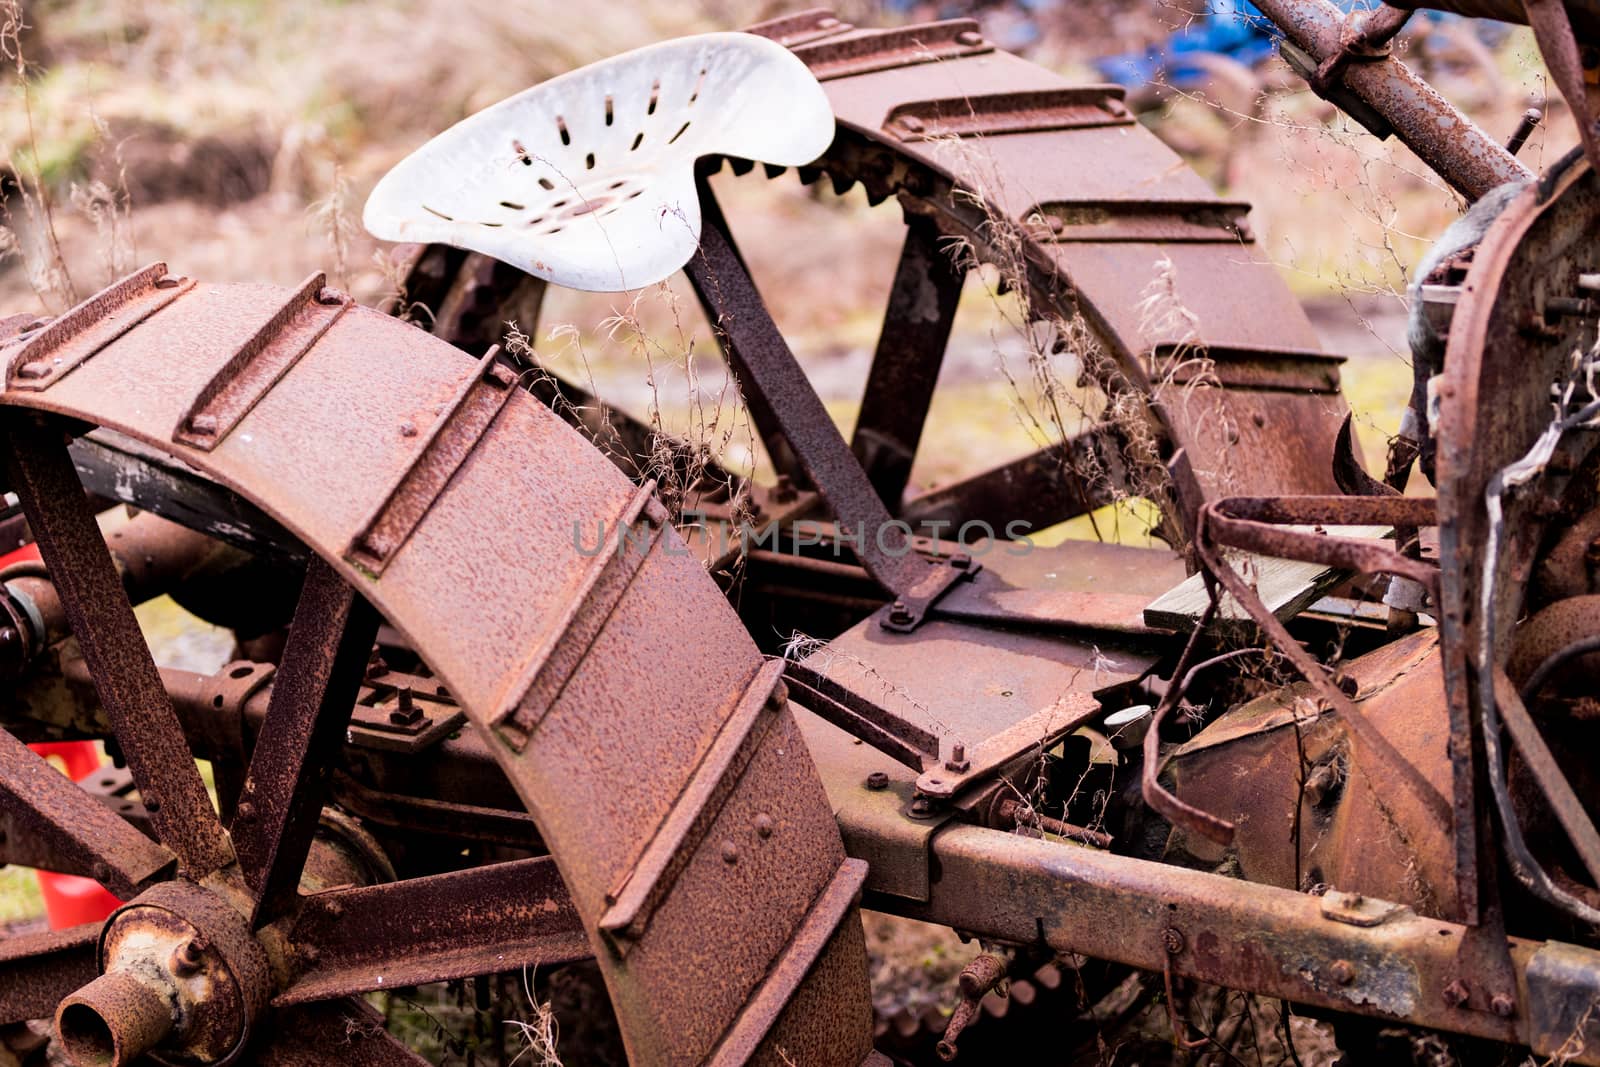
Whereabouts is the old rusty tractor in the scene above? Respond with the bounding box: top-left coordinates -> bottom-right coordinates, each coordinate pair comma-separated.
2,0 -> 1600,1063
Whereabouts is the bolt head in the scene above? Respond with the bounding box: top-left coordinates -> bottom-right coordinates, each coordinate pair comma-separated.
955,29 -> 983,46
900,115 -> 925,134
1329,959 -> 1355,985
865,771 -> 889,791
753,813 -> 774,838
1490,993 -> 1515,1018
1161,926 -> 1185,955
1442,978 -> 1471,1008
720,840 -> 739,864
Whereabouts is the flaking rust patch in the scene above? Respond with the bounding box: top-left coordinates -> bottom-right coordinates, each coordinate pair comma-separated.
1263,930 -> 1420,1016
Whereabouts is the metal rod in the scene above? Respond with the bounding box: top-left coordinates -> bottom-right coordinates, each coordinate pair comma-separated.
1252,0 -> 1532,200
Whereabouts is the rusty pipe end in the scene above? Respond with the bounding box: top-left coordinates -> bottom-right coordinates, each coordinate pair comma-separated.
55,972 -> 174,1067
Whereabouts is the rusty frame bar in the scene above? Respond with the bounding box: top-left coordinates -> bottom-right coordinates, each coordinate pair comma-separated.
872,823 -> 1600,1056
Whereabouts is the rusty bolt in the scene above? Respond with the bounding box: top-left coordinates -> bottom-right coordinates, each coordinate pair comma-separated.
400,420 -> 418,438
170,939 -> 205,977
235,801 -> 256,823
720,840 -> 739,865
944,743 -> 970,773
753,813 -> 774,838
188,414 -> 219,436
865,771 -> 889,791
1442,978 -> 1471,1008
389,686 -> 423,726
900,115 -> 926,134
888,600 -> 913,626
955,29 -> 983,46
910,796 -> 938,818
1329,959 -> 1355,986
1161,927 -> 1185,956
1490,993 -> 1516,1018
1252,411 -> 1267,428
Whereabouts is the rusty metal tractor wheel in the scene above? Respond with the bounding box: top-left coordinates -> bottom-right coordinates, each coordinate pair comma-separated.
0,265 -> 874,1065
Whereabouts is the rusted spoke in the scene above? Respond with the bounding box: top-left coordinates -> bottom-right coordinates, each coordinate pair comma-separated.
685,185 -> 938,599
900,428 -> 1124,538
259,998 -> 432,1066
232,556 -> 379,926
0,727 -> 173,899
0,923 -> 98,1024
851,213 -> 966,508
275,856 -> 588,1006
1,411 -> 231,878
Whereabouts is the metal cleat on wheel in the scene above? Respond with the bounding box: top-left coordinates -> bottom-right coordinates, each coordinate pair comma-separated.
363,32 -> 835,292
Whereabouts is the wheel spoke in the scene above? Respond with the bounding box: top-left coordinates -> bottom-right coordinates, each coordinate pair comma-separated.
0,923 -> 98,1024
685,185 -> 933,597
275,856 -> 588,1006
900,427 -> 1125,536
1,411 -> 229,878
258,998 -> 432,1066
231,556 -> 379,925
851,213 -> 967,508
0,727 -> 173,898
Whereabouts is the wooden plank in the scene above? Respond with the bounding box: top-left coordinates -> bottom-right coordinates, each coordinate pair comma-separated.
1143,525 -> 1386,633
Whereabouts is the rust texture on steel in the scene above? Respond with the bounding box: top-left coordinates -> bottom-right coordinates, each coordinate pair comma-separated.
0,263 -> 874,1065
685,183 -> 973,624
1194,510 -> 1455,834
2,412 -> 234,879
791,18 -> 993,80
174,271 -> 352,450
0,727 -> 173,898
231,555 -> 381,925
850,213 -> 967,508
1,263 -> 194,391
1205,494 -> 1441,596
344,344 -> 519,574
881,86 -> 1133,141
1252,0 -> 1531,200
490,480 -> 665,748
7,9 -> 1600,1066
279,857 -> 589,1006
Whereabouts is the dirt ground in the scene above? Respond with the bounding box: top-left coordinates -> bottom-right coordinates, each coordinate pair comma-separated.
0,1 -> 1572,1064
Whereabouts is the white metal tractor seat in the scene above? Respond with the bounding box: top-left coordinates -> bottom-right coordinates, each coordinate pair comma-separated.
363,32 -> 835,292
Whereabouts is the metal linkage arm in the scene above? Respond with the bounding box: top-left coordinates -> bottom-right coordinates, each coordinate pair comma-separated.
1253,0 -> 1531,201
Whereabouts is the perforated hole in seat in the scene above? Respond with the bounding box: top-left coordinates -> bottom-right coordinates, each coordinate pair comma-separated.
363,32 -> 835,292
